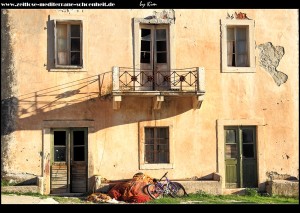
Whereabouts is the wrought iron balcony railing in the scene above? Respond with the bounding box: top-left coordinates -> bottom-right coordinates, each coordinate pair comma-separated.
112,67 -> 205,94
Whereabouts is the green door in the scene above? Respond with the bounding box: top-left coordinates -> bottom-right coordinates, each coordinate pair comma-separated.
225,126 -> 257,188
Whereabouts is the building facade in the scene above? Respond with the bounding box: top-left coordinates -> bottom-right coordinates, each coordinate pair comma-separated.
1,9 -> 298,195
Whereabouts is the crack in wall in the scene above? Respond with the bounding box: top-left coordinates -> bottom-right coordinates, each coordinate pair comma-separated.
258,42 -> 288,86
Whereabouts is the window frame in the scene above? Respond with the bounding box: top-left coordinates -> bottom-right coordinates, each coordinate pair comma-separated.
221,19 -> 255,73
133,18 -> 176,72
54,20 -> 83,68
139,120 -> 174,170
144,127 -> 170,164
50,16 -> 88,72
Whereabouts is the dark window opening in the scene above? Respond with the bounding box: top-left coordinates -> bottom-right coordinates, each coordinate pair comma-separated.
54,131 -> 66,162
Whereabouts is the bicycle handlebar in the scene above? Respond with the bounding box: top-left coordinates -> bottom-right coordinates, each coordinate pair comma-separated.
159,172 -> 168,181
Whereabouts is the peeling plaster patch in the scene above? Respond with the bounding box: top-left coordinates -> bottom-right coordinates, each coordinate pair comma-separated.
142,9 -> 175,24
258,42 -> 288,86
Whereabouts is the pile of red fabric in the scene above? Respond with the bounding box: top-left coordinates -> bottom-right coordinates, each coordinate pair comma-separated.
108,173 -> 153,203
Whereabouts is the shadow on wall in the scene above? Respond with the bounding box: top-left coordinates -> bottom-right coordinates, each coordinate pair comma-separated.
1,72 -> 194,135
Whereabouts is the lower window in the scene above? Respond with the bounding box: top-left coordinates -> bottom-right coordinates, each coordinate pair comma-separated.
145,127 -> 169,164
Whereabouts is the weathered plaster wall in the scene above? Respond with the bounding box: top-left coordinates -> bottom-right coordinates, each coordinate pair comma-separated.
1,9 -> 21,181
1,9 -> 298,189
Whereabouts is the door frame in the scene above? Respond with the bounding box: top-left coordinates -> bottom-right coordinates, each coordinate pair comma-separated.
224,126 -> 257,188
216,119 -> 265,191
133,18 -> 176,89
50,127 -> 88,194
139,24 -> 170,90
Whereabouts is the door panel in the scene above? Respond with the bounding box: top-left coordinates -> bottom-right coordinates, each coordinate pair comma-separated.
241,127 -> 257,188
51,162 -> 68,194
225,160 -> 239,188
225,128 -> 239,188
70,129 -> 87,193
225,126 -> 257,188
51,130 -> 68,194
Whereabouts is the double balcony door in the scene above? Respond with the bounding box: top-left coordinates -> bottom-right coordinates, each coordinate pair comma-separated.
139,24 -> 170,91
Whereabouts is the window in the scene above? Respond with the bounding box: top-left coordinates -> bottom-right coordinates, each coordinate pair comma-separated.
139,120 -> 174,169
53,131 -> 67,162
221,19 -> 255,72
54,20 -> 83,68
227,26 -> 248,67
145,127 -> 169,164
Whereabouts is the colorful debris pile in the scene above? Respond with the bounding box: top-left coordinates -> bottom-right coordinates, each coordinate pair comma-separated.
86,173 -> 154,203
108,173 -> 153,203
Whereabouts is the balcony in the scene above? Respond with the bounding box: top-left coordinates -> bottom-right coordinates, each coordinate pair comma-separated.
112,67 -> 205,110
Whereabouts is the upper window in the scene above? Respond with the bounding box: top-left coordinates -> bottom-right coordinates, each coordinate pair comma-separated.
221,19 -> 255,73
227,26 -> 249,67
54,20 -> 83,68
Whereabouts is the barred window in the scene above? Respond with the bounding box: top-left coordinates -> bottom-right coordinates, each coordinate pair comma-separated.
144,127 -> 169,164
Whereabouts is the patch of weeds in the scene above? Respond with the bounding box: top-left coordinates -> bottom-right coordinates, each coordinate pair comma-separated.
52,196 -> 88,204
245,188 -> 258,196
193,190 -> 211,197
1,180 -> 16,187
259,192 -> 271,197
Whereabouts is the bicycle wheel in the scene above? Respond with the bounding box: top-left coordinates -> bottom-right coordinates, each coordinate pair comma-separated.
172,182 -> 188,197
146,184 -> 163,199
167,182 -> 178,198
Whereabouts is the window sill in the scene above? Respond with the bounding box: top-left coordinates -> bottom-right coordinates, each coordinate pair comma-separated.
222,66 -> 255,73
140,163 -> 174,170
50,68 -> 87,72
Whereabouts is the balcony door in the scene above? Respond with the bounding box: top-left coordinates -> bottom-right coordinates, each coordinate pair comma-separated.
139,24 -> 170,91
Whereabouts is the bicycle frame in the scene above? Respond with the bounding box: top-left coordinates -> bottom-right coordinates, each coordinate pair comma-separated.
147,172 -> 178,198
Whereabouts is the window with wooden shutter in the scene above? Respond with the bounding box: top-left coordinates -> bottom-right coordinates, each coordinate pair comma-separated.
54,20 -> 83,68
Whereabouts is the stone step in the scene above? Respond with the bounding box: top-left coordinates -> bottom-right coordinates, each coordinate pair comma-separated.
2,185 -> 39,194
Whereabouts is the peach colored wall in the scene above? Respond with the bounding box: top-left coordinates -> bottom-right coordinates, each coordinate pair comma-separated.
3,9 -> 298,189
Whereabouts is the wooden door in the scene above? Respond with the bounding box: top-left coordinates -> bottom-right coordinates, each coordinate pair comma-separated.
225,126 -> 257,188
139,24 -> 170,91
241,127 -> 257,187
70,128 -> 88,193
225,127 -> 240,188
51,129 -> 69,194
51,128 -> 88,194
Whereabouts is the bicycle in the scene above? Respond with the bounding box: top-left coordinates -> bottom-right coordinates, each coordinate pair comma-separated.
146,172 -> 179,199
